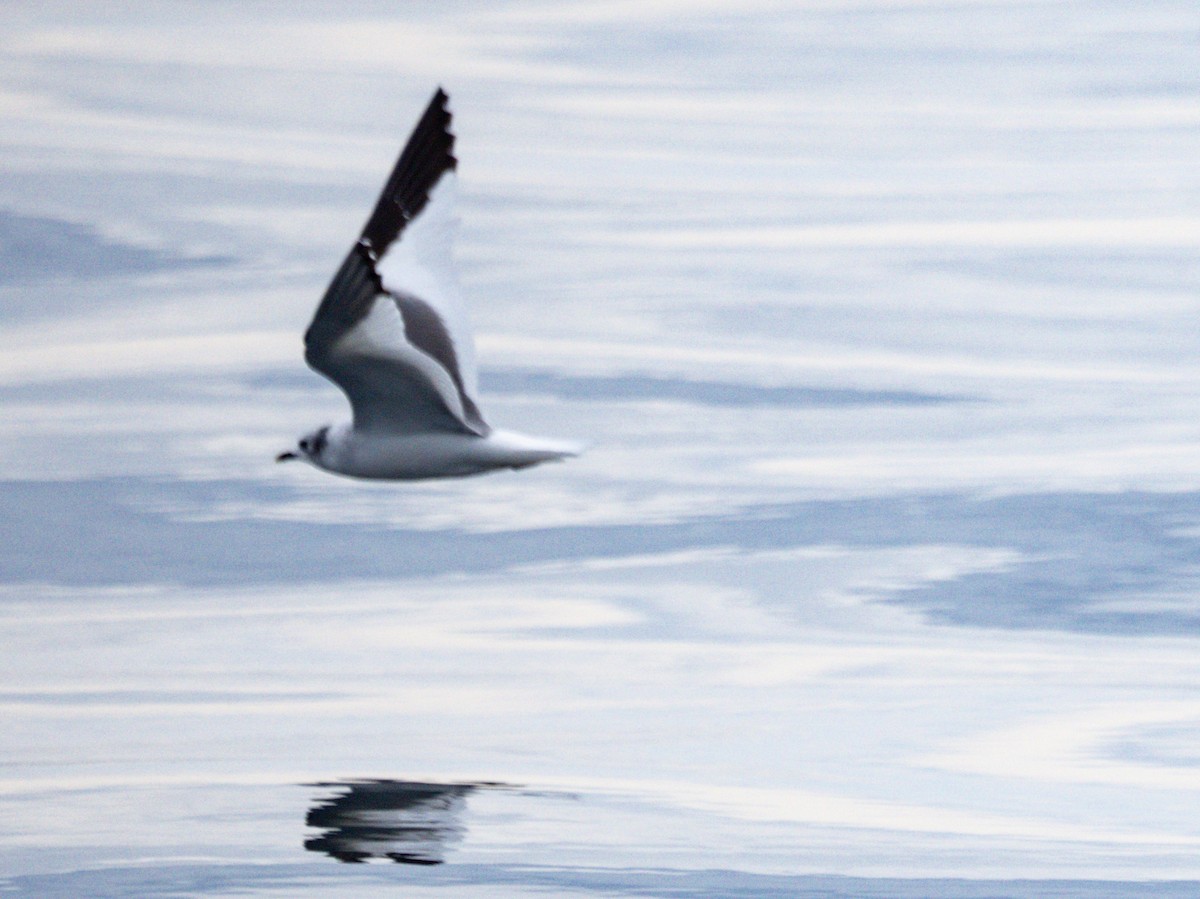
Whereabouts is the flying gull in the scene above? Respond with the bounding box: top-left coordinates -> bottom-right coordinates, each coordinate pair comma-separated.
277,88 -> 581,479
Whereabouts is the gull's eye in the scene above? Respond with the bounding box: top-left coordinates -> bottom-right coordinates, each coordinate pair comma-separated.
300,440 -> 310,452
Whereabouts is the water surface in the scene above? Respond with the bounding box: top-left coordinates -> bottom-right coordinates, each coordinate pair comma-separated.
2,1 -> 1199,894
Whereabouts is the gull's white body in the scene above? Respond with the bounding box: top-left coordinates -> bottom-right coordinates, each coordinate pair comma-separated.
313,424 -> 583,480
280,89 -> 581,480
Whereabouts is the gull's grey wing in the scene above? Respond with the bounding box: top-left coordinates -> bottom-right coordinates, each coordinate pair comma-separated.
304,88 -> 487,436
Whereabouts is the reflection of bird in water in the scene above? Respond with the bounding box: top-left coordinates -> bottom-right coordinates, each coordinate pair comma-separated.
305,780 -> 478,865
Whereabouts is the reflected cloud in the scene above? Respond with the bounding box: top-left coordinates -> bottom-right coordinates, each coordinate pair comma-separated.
305,780 -> 494,865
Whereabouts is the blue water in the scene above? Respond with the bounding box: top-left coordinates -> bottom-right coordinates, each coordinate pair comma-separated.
2,1 -> 1200,895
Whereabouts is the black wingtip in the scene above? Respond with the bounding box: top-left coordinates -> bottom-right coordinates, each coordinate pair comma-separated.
359,88 -> 458,257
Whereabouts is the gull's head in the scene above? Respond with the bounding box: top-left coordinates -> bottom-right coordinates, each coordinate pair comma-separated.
276,425 -> 331,465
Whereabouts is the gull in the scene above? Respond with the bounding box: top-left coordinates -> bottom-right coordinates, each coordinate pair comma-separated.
277,88 -> 581,479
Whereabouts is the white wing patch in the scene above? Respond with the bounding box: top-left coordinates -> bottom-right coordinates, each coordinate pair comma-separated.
377,172 -> 480,401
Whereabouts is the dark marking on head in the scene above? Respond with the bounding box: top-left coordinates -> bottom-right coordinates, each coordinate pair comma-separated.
298,425 -> 331,460
312,425 -> 330,457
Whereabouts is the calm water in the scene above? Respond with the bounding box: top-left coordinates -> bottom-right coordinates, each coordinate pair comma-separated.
3,1 -> 1200,895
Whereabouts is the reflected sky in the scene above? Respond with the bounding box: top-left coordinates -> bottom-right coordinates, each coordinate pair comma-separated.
4,476 -> 1200,635
2,0 -> 1200,894
0,210 -> 230,290
11,863 -> 1200,899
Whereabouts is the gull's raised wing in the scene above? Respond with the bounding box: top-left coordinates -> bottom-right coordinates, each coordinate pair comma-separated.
304,88 -> 488,436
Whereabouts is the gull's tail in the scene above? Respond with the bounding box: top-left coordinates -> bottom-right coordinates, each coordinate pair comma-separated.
485,429 -> 586,470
